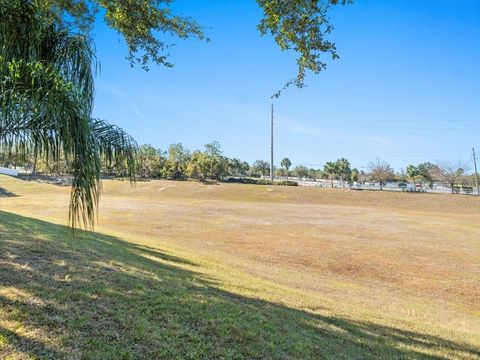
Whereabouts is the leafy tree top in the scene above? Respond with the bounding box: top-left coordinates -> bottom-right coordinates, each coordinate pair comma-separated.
405,165 -> 419,178
41,0 -> 351,96
281,157 -> 292,170
323,161 -> 338,175
335,158 -> 351,175
1,0 -> 137,228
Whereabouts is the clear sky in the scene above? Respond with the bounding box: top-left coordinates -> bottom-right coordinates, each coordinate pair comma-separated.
92,0 -> 480,172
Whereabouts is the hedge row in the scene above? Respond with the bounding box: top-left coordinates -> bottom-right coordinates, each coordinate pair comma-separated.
224,178 -> 298,186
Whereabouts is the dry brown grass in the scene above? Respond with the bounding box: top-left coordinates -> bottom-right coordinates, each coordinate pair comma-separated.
1,175 -> 479,358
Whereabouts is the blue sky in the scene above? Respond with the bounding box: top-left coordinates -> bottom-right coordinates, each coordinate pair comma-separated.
92,0 -> 480,172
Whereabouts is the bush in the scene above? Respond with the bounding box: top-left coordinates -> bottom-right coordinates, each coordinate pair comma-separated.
224,177 -> 275,185
256,179 -> 274,185
275,180 -> 298,186
224,178 -> 298,186
225,177 -> 258,184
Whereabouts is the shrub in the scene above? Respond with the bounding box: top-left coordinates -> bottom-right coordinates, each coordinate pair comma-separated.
225,177 -> 275,185
225,177 -> 258,184
225,178 -> 297,186
275,180 -> 298,186
256,179 -> 274,185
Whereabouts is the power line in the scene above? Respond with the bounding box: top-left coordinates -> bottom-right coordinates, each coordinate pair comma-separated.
297,112 -> 480,116
298,118 -> 480,122
287,125 -> 480,129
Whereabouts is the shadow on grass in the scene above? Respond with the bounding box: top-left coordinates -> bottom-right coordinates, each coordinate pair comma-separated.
0,210 -> 478,359
199,179 -> 220,185
17,174 -> 72,187
0,325 -> 66,359
0,187 -> 18,197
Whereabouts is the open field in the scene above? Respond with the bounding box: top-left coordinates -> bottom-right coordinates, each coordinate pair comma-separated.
1,175 -> 480,359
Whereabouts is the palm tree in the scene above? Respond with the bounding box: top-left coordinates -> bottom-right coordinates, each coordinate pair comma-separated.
280,157 -> 291,181
0,0 -> 137,228
406,165 -> 419,185
323,162 -> 338,188
335,158 -> 351,188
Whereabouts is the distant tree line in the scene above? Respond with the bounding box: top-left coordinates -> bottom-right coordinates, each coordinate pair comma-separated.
400,161 -> 473,194
1,143 -> 477,193
129,142 -> 251,181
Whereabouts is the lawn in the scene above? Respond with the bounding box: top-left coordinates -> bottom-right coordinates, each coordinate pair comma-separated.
0,175 -> 479,359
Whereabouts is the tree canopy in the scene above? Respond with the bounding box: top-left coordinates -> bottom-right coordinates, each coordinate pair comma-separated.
436,161 -> 468,193
367,159 -> 394,190
281,158 -> 292,171
0,0 -> 137,228
41,0 -> 350,96
323,161 -> 337,188
406,165 -> 420,184
335,158 -> 351,186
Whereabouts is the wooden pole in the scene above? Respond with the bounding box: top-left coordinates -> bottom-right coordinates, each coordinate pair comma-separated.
270,104 -> 274,182
473,147 -> 479,196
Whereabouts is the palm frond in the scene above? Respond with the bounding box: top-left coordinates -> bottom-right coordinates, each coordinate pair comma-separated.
90,118 -> 138,181
0,0 -> 137,228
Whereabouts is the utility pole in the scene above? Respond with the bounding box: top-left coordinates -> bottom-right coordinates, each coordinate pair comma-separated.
473,147 -> 479,196
270,103 -> 274,181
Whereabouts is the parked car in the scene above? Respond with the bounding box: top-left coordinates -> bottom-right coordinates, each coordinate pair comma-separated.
415,184 -> 426,193
405,184 -> 416,192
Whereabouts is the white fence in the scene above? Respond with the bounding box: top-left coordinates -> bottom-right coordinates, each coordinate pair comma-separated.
289,178 -> 478,196
0,167 -> 18,176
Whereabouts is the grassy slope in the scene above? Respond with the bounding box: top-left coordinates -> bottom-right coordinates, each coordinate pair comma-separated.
1,175 -> 479,359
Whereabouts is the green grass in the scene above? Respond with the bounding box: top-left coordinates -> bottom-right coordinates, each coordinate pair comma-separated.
1,210 -> 479,359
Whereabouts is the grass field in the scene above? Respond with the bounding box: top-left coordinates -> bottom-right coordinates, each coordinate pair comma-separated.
1,175 -> 479,359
